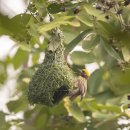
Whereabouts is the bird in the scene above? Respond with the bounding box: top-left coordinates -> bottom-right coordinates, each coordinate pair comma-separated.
69,69 -> 90,101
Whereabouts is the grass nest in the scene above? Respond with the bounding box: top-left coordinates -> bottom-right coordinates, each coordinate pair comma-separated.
28,63 -> 74,106
28,29 -> 74,106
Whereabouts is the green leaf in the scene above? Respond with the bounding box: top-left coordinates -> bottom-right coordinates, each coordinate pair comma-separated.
122,6 -> 130,25
0,111 -> 6,127
24,106 -> 50,129
0,111 -> 10,130
84,4 -> 105,20
32,53 -> 40,64
50,101 -> 67,115
76,10 -> 93,27
97,21 -> 116,37
64,99 -> 87,123
86,99 -> 121,113
0,13 -> 30,36
63,26 -> 82,44
35,1 -> 47,17
33,108 -> 49,129
0,62 -> 7,85
94,90 -> 115,103
7,97 -> 28,113
47,3 -> 62,14
38,15 -> 75,33
67,20 -> 80,27
19,42 -> 32,52
71,51 -> 96,65
110,69 -> 130,95
82,34 -> 99,51
11,13 -> 31,26
122,47 -> 130,62
65,29 -> 92,54
88,69 -> 103,95
92,111 -> 120,121
100,37 -> 122,61
12,48 -> 29,69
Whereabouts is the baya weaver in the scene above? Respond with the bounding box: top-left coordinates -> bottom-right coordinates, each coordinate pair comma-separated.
69,69 -> 90,101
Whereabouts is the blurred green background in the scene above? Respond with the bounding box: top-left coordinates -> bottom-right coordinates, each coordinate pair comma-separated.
0,0 -> 130,130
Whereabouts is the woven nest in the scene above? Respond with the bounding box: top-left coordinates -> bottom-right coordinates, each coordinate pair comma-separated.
28,29 -> 74,106
28,63 -> 74,106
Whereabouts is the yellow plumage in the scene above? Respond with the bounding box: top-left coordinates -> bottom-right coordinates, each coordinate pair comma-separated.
82,69 -> 90,77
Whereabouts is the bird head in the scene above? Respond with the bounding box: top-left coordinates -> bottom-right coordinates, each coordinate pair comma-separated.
81,69 -> 90,79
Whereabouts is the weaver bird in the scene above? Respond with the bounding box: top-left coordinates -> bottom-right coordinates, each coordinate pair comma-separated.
69,69 -> 90,101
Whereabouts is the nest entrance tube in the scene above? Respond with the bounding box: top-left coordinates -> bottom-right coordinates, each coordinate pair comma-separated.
28,29 -> 74,106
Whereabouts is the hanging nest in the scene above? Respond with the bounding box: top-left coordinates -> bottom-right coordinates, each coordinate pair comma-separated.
28,29 -> 74,106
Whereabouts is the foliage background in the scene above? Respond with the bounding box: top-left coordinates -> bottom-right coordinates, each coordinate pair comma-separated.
0,0 -> 130,130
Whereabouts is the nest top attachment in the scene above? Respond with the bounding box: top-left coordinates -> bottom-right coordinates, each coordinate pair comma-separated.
28,29 -> 74,106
